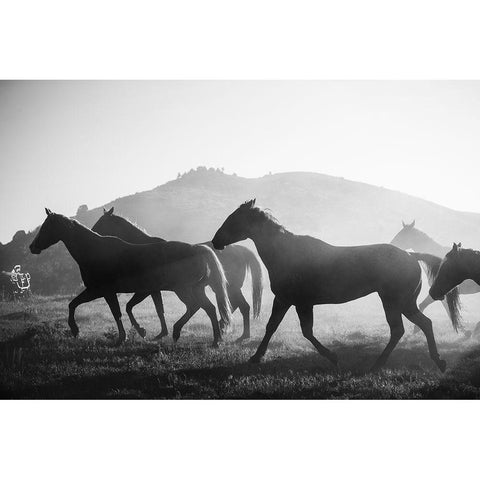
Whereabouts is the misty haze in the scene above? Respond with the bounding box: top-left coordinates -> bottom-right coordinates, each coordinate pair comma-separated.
1,80 -> 480,399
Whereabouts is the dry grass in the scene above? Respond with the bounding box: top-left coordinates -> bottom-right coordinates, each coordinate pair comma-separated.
1,286 -> 480,399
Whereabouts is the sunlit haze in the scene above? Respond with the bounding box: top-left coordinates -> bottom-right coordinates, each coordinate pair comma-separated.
1,80 -> 479,243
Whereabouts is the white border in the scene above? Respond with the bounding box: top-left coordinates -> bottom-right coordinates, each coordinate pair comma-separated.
1,1 -> 480,478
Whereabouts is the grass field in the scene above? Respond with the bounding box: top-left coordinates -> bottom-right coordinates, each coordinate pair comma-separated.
1,285 -> 480,399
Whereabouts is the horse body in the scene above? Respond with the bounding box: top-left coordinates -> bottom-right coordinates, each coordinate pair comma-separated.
30,210 -> 231,345
212,200 -> 460,371
92,208 -> 262,341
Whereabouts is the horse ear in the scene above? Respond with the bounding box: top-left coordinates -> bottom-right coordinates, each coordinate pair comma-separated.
241,199 -> 256,209
411,220 -> 415,228
45,208 -> 52,216
107,207 -> 114,215
452,243 -> 458,252
402,220 -> 406,228
458,242 -> 462,248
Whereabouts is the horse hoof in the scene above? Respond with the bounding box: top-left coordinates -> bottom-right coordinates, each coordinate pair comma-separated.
437,359 -> 447,373
249,355 -> 262,364
154,332 -> 168,341
137,327 -> 147,338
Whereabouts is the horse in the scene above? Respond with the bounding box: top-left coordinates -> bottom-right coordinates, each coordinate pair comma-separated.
92,207 -> 263,342
212,200 -> 461,372
29,209 -> 232,346
391,220 -> 479,334
430,243 -> 480,304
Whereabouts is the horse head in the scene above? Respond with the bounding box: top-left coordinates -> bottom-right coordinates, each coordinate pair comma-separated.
429,242 -> 464,300
212,199 -> 256,250
29,208 -> 68,254
390,220 -> 417,249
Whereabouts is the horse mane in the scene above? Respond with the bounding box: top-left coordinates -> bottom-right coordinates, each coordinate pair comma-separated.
407,227 -> 441,246
250,207 -> 287,232
110,213 -> 150,236
459,247 -> 480,256
446,287 -> 462,333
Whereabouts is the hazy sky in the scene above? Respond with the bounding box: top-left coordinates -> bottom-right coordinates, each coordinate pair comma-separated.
1,80 -> 479,243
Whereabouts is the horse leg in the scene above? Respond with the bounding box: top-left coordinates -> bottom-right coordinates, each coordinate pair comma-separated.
125,293 -> 148,338
420,295 -> 470,338
151,292 -> 168,340
172,290 -> 200,343
404,309 -> 446,372
104,293 -> 126,346
195,288 -> 222,347
371,303 -> 404,372
414,295 -> 436,334
296,304 -> 337,367
68,289 -> 102,337
249,297 -> 290,363
235,291 -> 251,343
418,294 -> 435,313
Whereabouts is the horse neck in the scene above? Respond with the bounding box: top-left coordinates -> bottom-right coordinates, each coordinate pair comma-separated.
119,225 -> 155,244
114,219 -> 164,244
465,252 -> 480,283
60,221 -> 100,264
410,231 -> 446,256
249,225 -> 292,273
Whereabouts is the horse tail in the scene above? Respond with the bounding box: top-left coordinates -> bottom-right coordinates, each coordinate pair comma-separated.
243,248 -> 263,319
445,286 -> 462,333
409,252 -> 462,332
408,252 -> 442,283
195,245 -> 232,328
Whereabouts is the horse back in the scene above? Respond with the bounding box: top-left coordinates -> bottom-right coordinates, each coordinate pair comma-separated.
80,238 -> 207,292
268,236 -> 421,304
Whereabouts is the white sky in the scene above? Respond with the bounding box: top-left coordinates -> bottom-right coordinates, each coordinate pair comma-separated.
1,80 -> 479,243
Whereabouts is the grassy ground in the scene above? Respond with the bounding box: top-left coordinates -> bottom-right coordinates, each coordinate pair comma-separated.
1,287 -> 480,399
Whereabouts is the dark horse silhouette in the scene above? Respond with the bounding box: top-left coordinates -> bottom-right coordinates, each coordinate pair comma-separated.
212,200 -> 461,372
29,209 -> 232,346
391,221 -> 480,312
91,207 -> 263,342
431,243 -> 480,303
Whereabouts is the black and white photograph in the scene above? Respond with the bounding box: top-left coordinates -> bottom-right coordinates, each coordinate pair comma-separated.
1,1 -> 479,479
3,79 -> 480,400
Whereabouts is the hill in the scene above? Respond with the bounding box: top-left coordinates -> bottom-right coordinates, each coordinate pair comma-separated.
1,167 -> 479,294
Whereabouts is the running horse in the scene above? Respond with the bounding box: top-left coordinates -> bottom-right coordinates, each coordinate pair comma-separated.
29,209 -> 232,346
212,200 -> 461,372
430,243 -> 480,303
92,207 -> 263,342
